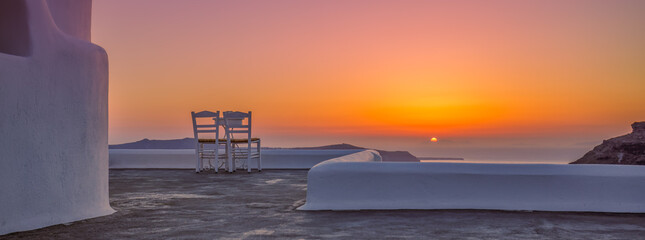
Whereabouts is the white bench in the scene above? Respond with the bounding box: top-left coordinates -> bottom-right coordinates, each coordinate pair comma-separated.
300,150 -> 645,213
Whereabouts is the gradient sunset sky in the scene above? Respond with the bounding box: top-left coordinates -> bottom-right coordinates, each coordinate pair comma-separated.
93,0 -> 645,161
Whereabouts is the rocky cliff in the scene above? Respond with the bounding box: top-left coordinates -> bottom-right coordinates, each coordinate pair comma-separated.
571,122 -> 645,165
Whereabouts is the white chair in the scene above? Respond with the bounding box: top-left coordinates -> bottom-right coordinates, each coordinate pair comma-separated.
223,111 -> 261,173
191,111 -> 227,173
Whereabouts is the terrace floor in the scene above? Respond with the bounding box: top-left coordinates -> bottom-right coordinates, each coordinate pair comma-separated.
3,170 -> 645,239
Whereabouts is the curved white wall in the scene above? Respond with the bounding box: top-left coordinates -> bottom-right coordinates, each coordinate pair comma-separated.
300,153 -> 645,213
0,0 -> 112,235
299,150 -> 384,210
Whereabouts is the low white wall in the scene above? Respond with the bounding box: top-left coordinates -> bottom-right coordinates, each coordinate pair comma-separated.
109,149 -> 362,169
299,155 -> 645,213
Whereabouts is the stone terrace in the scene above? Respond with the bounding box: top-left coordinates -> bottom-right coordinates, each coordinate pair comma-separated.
3,170 -> 645,239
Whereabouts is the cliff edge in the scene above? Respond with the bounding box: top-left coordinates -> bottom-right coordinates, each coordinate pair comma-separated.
570,122 -> 645,165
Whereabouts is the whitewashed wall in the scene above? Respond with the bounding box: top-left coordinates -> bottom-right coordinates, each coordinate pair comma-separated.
300,151 -> 645,213
0,0 -> 113,235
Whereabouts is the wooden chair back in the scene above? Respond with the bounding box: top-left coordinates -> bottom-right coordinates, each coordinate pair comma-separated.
223,111 -> 252,140
191,110 -> 221,141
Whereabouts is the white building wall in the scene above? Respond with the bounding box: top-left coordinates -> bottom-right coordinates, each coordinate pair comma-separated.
0,0 -> 113,235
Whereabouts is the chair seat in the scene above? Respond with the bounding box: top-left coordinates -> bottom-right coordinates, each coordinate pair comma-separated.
229,138 -> 260,143
199,138 -> 260,143
198,138 -> 226,143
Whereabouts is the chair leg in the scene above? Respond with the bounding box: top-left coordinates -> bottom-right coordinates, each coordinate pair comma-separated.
247,144 -> 252,173
214,145 -> 219,173
257,141 -> 262,172
195,143 -> 201,173
233,144 -> 239,172
224,144 -> 229,172
227,143 -> 234,173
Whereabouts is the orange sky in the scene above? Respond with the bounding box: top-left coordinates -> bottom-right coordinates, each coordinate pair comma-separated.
93,0 -> 645,156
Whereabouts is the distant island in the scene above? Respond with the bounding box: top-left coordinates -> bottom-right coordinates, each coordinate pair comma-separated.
110,137 -> 196,149
110,139 -> 423,162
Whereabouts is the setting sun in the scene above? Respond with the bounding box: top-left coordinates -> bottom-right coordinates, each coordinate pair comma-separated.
431,137 -> 438,143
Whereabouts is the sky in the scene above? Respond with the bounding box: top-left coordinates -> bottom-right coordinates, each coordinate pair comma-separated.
92,0 -> 645,162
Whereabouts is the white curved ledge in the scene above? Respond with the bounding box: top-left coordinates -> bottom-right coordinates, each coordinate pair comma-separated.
299,158 -> 645,213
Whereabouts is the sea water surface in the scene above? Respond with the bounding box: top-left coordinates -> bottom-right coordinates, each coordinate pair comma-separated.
412,146 -> 589,164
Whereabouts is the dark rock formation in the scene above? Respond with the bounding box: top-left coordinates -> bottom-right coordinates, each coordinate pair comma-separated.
375,150 -> 419,162
292,143 -> 365,150
571,122 -> 645,165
